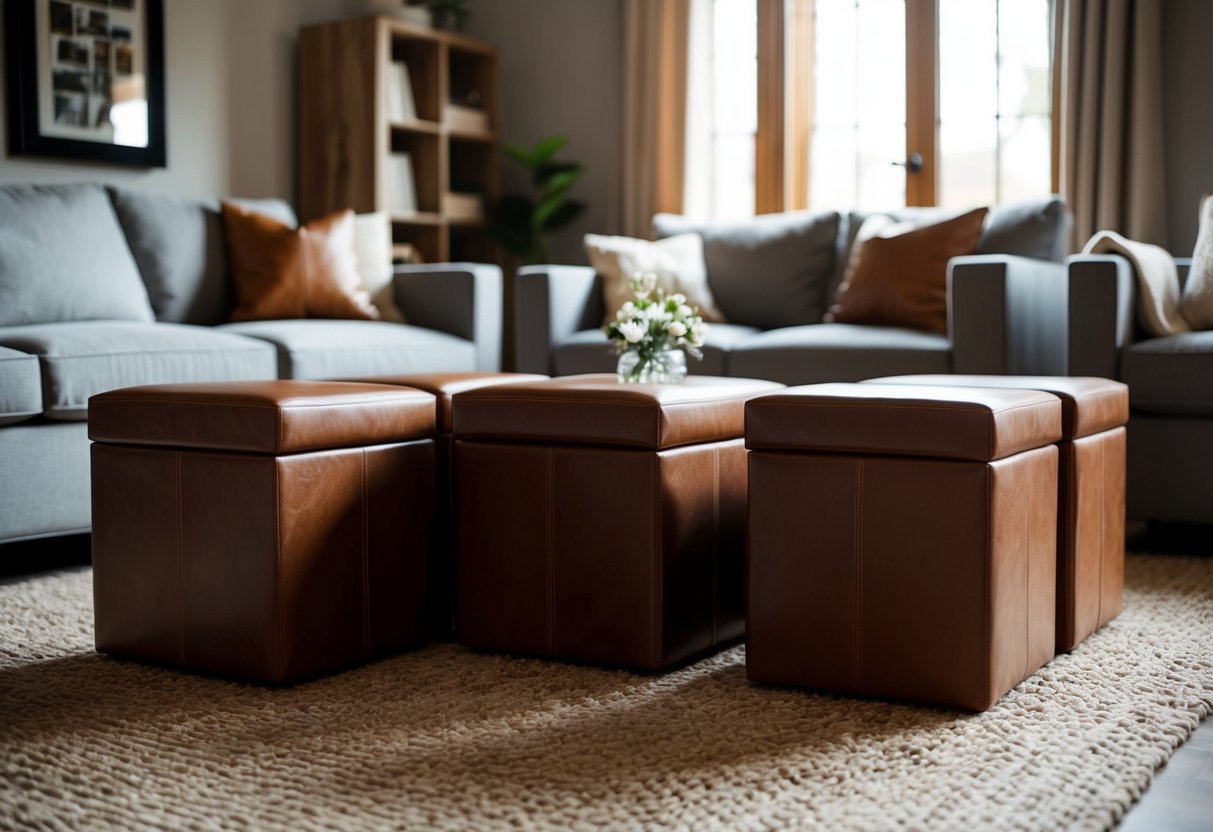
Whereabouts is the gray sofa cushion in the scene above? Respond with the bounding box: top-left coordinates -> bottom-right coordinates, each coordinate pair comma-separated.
553,322 -> 760,377
0,321 -> 277,420
653,211 -> 841,329
1121,331 -> 1213,415
107,188 -> 299,326
0,346 -> 42,425
0,184 -> 154,326
220,320 -> 477,379
728,323 -> 951,385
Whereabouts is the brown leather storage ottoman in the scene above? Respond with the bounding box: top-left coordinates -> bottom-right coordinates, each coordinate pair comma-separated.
452,374 -> 783,670
89,381 -> 438,683
864,375 -> 1128,652
340,372 -> 548,637
745,383 -> 1062,711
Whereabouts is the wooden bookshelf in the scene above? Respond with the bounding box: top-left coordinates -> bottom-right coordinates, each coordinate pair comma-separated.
298,16 -> 499,264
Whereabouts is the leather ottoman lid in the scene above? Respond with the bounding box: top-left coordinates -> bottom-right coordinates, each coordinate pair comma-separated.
746,382 -> 1062,462
453,373 -> 784,450
339,372 -> 549,432
89,380 -> 436,454
863,374 -> 1128,439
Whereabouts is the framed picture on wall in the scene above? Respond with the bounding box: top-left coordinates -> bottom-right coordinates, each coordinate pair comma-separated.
4,0 -> 166,167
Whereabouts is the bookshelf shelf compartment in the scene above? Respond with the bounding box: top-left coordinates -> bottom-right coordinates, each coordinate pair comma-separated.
299,15 -> 499,265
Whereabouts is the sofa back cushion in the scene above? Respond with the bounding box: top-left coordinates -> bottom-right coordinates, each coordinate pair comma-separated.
0,184 -> 154,326
107,187 -> 298,325
653,211 -> 841,330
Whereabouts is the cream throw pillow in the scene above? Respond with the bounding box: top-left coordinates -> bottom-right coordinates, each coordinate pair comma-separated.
353,212 -> 406,323
585,232 -> 725,325
1180,195 -> 1213,330
1083,230 -> 1190,337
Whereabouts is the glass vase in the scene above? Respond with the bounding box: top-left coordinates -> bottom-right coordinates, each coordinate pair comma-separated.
616,347 -> 688,384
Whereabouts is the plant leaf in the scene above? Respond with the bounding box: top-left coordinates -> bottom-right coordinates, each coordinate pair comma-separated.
541,199 -> 586,231
530,134 -> 570,167
503,144 -> 534,168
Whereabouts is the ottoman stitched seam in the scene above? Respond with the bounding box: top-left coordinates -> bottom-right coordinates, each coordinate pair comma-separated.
853,459 -> 863,694
1024,463 -> 1032,683
985,464 -> 993,709
176,451 -> 184,666
362,449 -> 370,659
275,462 -> 284,682
545,448 -> 555,657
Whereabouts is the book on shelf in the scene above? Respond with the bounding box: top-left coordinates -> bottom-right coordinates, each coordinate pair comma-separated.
385,62 -> 417,123
442,192 -> 484,222
444,104 -> 489,133
385,152 -> 417,214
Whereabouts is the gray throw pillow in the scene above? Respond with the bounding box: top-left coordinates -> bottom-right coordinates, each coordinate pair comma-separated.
976,195 -> 1070,262
653,211 -> 841,329
108,188 -> 300,325
0,184 -> 154,326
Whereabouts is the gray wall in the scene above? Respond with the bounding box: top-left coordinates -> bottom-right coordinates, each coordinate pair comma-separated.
465,0 -> 624,264
1161,0 -> 1213,256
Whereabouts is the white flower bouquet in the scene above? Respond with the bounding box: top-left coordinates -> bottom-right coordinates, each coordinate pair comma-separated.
604,273 -> 708,383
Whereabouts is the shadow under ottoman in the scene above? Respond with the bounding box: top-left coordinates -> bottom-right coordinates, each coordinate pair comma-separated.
451,374 -> 783,670
89,381 -> 438,683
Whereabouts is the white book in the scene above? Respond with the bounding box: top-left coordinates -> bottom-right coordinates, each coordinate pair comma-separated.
386,152 -> 417,214
385,62 -> 417,123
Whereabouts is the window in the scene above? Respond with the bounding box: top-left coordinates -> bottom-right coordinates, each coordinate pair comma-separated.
686,0 -> 759,220
686,0 -> 1056,216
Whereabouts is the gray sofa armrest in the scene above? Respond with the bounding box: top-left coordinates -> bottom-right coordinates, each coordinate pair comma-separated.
514,265 -> 603,374
392,262 -> 503,371
1065,254 -> 1137,379
949,254 -> 1068,375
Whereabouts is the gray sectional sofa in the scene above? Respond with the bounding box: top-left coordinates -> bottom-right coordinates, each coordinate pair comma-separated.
515,197 -> 1071,384
0,183 -> 502,544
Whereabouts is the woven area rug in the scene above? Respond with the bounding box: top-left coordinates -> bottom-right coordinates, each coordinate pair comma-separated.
2,554 -> 1211,831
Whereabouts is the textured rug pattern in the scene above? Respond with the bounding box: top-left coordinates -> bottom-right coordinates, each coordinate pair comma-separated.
2,554 -> 1211,831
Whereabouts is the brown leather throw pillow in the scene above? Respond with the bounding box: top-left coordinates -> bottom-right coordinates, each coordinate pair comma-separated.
221,203 -> 380,322
827,206 -> 988,334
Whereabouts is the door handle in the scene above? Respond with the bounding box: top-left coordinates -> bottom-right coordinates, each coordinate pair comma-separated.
891,153 -> 923,173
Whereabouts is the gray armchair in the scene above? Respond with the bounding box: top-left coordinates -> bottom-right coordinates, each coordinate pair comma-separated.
1067,255 -> 1210,523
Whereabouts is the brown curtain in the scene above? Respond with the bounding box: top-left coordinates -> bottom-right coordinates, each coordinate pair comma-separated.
1056,0 -> 1168,249
623,0 -> 690,237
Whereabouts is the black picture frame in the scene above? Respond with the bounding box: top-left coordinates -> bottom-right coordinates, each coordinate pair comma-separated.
5,0 -> 166,167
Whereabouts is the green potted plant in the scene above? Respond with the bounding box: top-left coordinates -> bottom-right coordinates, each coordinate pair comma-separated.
488,135 -> 587,265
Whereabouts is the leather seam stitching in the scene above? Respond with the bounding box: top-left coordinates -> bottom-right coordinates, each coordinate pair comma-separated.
854,458 -> 863,694
176,451 -> 185,667
362,449 -> 371,659
546,447 -> 555,657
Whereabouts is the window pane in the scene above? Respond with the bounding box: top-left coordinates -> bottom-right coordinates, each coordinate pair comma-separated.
713,133 -> 756,219
939,0 -> 997,123
939,119 -> 996,207
999,0 -> 1051,116
810,0 -> 904,210
857,125 -> 905,209
856,0 -> 905,127
713,0 -> 757,133
999,115 -> 1051,203
813,0 -> 857,128
809,126 -> 858,211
